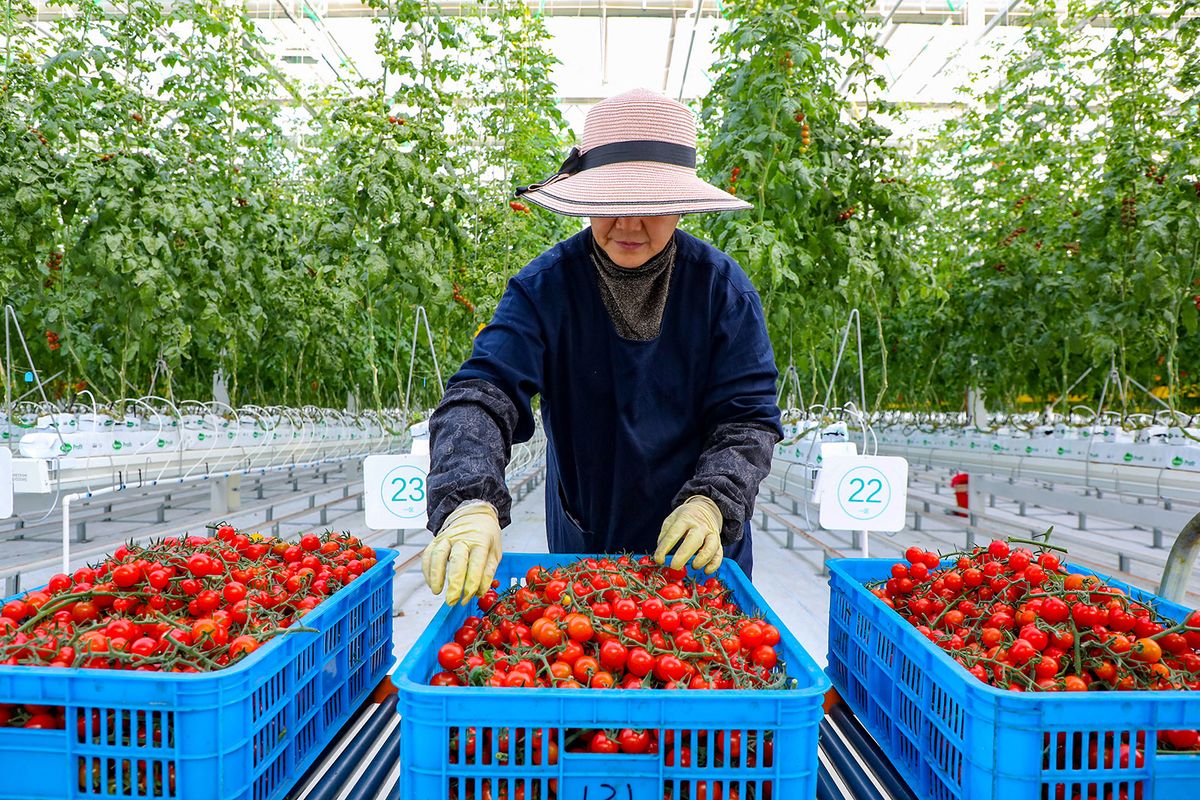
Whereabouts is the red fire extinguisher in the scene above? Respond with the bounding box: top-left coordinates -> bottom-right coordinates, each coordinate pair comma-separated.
950,473 -> 969,518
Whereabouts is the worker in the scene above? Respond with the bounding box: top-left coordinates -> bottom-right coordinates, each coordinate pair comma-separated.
421,88 -> 782,604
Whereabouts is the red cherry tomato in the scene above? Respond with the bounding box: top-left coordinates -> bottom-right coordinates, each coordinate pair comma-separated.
739,622 -> 764,650
751,645 -> 778,669
437,643 -> 465,671
588,732 -> 619,753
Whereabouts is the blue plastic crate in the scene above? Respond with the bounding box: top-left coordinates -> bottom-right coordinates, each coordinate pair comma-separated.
395,552 -> 830,800
0,548 -> 397,800
827,558 -> 1200,800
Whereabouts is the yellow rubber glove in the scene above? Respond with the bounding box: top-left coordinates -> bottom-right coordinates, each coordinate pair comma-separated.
654,495 -> 724,574
421,501 -> 502,605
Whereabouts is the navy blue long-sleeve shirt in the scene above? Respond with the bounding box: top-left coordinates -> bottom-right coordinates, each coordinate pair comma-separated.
426,227 -> 782,576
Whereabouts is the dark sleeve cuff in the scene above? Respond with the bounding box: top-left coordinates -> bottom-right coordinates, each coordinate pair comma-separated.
426,379 -> 520,532
673,422 -> 781,544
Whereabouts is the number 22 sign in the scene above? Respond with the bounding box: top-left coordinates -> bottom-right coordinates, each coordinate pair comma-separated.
818,455 -> 909,532
363,454 -> 431,530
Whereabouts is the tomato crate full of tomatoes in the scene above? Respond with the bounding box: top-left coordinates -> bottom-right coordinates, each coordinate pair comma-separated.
827,540 -> 1200,800
0,528 -> 397,800
394,552 -> 830,800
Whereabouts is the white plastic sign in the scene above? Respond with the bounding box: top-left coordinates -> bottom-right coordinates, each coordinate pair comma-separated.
363,454 -> 430,530
10,457 -> 49,494
818,455 -> 909,533
811,441 -> 859,503
0,448 -> 11,518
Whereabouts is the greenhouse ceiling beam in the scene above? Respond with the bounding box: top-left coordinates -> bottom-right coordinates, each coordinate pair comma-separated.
919,0 -> 1024,93
299,0 -> 1042,21
252,0 -> 1193,24
661,7 -> 678,92
600,0 -> 609,86
28,0 -> 1193,23
676,0 -> 703,101
480,95 -> 969,109
263,1 -> 353,87
837,0 -> 906,94
297,0 -> 720,17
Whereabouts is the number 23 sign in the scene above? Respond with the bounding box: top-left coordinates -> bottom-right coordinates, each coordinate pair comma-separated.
818,455 -> 909,532
363,454 -> 430,530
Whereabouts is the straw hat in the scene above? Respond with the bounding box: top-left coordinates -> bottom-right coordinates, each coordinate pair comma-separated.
515,88 -> 752,217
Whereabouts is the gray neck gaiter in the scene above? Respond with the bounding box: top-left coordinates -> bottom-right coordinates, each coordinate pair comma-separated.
588,232 -> 677,341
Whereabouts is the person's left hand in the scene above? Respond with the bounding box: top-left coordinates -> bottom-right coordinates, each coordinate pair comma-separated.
654,495 -> 724,573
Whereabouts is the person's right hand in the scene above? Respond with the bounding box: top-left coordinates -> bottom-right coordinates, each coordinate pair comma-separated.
421,501 -> 503,605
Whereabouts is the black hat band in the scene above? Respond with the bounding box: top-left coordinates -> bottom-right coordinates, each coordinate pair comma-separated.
515,140 -> 697,197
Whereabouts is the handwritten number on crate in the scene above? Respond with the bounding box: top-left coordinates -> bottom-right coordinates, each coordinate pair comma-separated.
580,784 -> 633,800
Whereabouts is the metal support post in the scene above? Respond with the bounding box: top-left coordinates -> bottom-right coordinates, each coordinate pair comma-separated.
210,475 -> 242,514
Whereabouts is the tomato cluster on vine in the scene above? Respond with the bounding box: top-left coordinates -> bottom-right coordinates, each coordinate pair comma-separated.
0,525 -> 379,732
452,282 -> 476,313
429,555 -> 792,692
871,537 -> 1200,756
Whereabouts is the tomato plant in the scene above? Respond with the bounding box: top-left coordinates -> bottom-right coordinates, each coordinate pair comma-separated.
695,0 -> 927,412
0,0 -> 571,415
908,0 -> 1200,412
